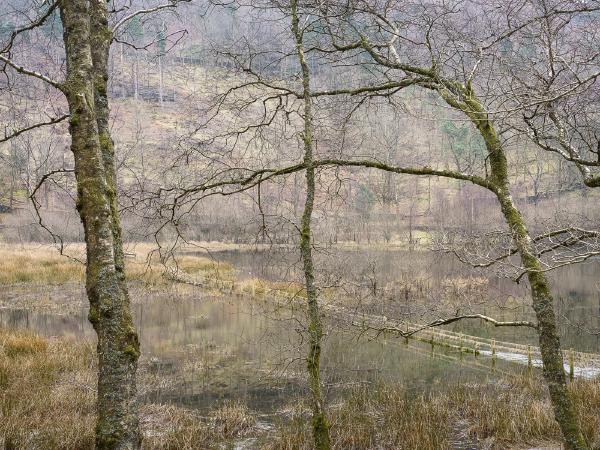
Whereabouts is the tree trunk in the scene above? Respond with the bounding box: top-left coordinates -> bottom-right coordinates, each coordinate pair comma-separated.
134,54 -> 139,101
158,55 -> 164,107
59,1 -> 141,448
291,1 -> 331,448
495,188 -> 586,450
462,94 -> 587,450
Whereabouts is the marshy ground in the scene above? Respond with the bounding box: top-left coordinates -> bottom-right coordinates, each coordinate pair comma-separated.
1,243 -> 599,449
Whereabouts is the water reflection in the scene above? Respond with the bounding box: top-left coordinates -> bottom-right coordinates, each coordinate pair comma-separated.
1,247 -> 597,414
0,290 -> 516,414
210,248 -> 600,352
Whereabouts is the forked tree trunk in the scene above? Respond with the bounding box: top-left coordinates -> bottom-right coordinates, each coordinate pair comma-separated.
59,1 -> 141,448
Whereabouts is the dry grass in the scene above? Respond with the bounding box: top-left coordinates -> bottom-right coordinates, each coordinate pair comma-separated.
1,331 -> 48,357
140,404 -> 213,450
0,246 -> 85,285
449,377 -> 598,448
239,278 -> 306,298
449,378 -> 560,448
0,244 -> 233,287
265,387 -> 450,450
211,401 -> 256,438
266,377 -> 600,450
1,326 -> 599,449
0,329 -> 96,449
0,327 -> 260,450
569,379 -> 600,448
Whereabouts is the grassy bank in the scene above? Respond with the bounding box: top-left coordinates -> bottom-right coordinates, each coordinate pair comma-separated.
1,328 -> 599,449
266,377 -> 600,449
0,328 -> 256,449
0,244 -> 233,287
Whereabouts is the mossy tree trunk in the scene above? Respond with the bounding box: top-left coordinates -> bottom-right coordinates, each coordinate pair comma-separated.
496,189 -> 586,450
291,1 -> 331,448
59,1 -> 140,448
446,87 -> 587,450
339,33 -> 586,442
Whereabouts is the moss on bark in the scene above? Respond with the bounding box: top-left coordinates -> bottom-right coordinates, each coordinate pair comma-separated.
446,88 -> 588,450
58,1 -> 140,448
292,1 -> 331,448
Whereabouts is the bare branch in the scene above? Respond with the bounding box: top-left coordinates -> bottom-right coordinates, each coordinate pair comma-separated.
0,54 -> 64,91
357,313 -> 538,340
0,114 -> 69,144
112,0 -> 192,34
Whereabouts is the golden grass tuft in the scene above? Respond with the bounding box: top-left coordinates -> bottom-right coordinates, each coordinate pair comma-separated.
0,328 -> 96,449
0,246 -> 85,285
0,243 -> 234,287
570,379 -> 600,448
239,278 -> 306,299
176,256 -> 233,274
140,404 -> 213,450
1,331 -> 48,358
211,401 -> 256,438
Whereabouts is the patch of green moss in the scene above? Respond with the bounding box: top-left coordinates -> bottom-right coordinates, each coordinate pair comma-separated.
123,344 -> 140,360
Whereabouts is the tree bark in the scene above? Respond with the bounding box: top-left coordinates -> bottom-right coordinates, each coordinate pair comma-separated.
458,91 -> 587,450
345,38 -> 587,443
291,1 -> 331,448
59,1 -> 141,448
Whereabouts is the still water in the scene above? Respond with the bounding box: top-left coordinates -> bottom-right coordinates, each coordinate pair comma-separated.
212,247 -> 600,352
0,248 -> 598,415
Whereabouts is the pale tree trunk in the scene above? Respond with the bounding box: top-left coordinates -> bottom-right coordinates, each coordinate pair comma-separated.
158,55 -> 164,107
120,43 -> 125,99
134,55 -> 139,100
291,1 -> 331,448
158,21 -> 164,108
59,1 -> 141,448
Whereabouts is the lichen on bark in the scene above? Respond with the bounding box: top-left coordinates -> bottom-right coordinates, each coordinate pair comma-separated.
58,0 -> 141,448
292,1 -> 331,448
445,87 -> 588,450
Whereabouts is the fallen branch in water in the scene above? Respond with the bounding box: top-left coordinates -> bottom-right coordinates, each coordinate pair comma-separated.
355,313 -> 538,340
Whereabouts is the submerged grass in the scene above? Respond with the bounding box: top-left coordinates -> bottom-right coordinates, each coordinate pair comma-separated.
239,278 -> 306,298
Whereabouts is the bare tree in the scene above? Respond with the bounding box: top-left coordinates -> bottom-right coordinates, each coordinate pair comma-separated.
291,1 -> 331,446
66,1 -> 600,447
508,2 -> 600,189
152,1 -> 599,447
308,2 -> 595,447
0,1 -> 191,447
